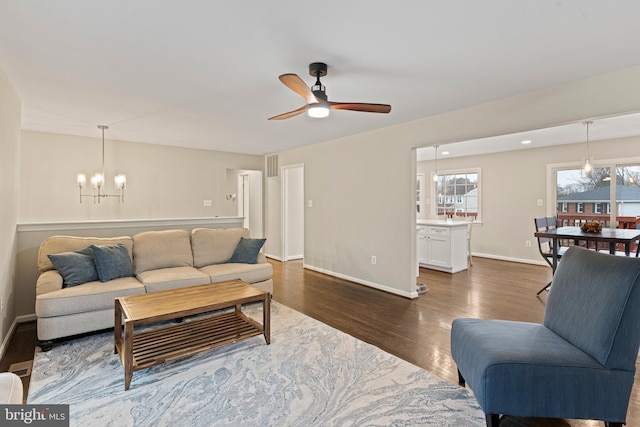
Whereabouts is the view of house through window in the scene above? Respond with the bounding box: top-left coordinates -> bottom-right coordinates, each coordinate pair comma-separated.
434,170 -> 479,219
555,164 -> 640,228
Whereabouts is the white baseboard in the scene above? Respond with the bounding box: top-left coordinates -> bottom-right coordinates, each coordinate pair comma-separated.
471,252 -> 548,266
302,263 -> 418,299
0,319 -> 18,362
265,253 -> 282,261
0,314 -> 35,362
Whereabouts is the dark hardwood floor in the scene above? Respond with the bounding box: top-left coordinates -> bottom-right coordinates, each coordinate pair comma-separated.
2,256 -> 638,426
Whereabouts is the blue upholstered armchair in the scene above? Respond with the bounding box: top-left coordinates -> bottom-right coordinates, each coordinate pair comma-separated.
451,247 -> 640,427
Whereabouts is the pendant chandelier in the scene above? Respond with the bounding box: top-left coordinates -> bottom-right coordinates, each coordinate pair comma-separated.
77,125 -> 126,203
582,121 -> 593,173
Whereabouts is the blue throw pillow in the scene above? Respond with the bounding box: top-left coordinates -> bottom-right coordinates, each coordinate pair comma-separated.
90,243 -> 134,282
48,246 -> 99,287
229,237 -> 266,264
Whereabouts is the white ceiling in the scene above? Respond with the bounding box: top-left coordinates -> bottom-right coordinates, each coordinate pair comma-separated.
416,112 -> 640,161
2,1 -> 640,156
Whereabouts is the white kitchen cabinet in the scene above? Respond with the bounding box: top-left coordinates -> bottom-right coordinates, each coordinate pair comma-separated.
417,221 -> 468,273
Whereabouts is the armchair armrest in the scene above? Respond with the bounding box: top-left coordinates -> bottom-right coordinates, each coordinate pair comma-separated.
36,270 -> 64,296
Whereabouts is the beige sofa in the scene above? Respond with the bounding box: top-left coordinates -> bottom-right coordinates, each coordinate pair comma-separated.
35,228 -> 272,350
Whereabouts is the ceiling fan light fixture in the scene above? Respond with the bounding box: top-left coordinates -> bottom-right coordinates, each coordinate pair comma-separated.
308,103 -> 330,118
268,62 -> 391,120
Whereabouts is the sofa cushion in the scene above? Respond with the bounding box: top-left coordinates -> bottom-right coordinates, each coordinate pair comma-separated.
199,262 -> 273,285
35,277 -> 145,318
48,246 -> 98,287
133,229 -> 193,275
191,228 -> 250,268
137,266 -> 210,293
229,237 -> 266,264
38,235 -> 133,273
90,243 -> 134,282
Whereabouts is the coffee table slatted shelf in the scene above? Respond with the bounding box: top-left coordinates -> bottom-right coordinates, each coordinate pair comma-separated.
130,312 -> 263,369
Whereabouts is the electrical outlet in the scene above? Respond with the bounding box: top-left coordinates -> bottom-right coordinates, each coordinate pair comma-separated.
371,255 -> 377,265
525,240 -> 532,247
203,200 -> 212,207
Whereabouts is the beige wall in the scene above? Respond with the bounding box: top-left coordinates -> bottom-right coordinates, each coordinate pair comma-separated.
418,136 -> 640,263
16,131 -> 265,319
266,65 -> 640,299
0,67 -> 21,349
19,131 -> 265,223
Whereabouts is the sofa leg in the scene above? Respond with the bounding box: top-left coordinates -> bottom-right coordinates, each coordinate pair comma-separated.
486,414 -> 500,427
604,422 -> 623,427
457,369 -> 465,387
39,340 -> 53,352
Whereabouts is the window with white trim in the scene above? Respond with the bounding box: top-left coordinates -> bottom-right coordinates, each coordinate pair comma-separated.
433,168 -> 481,220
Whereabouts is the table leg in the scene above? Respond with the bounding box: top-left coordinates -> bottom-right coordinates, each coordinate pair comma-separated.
124,321 -> 133,391
625,242 -> 631,256
552,237 -> 559,272
264,293 -> 271,345
114,299 -> 122,354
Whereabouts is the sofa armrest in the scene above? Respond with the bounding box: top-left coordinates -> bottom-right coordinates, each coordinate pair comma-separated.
257,252 -> 267,264
0,372 -> 23,404
36,270 -> 64,296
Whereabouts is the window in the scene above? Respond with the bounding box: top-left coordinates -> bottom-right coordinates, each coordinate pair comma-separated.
555,163 -> 640,227
433,169 -> 480,220
593,202 -> 610,214
416,174 -> 425,217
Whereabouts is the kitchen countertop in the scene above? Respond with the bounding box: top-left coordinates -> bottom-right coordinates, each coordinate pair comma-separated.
417,219 -> 468,226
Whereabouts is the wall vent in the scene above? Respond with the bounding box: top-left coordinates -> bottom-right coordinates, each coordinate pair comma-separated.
267,155 -> 278,177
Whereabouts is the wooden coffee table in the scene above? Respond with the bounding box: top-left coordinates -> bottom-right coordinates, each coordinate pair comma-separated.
114,279 -> 270,390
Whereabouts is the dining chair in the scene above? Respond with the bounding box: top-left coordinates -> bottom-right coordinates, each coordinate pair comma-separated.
534,217 -> 569,295
451,247 -> 640,427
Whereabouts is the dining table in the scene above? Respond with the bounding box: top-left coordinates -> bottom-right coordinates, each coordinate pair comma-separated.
534,226 -> 640,271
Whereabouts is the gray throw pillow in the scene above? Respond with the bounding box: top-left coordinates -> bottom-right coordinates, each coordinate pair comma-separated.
90,243 -> 134,282
229,237 -> 266,264
48,246 -> 99,287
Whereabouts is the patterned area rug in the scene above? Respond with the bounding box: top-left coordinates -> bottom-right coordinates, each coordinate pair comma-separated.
28,301 -> 485,426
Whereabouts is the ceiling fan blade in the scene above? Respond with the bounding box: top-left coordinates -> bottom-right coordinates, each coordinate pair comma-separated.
279,74 -> 317,104
329,102 -> 391,114
267,104 -> 309,120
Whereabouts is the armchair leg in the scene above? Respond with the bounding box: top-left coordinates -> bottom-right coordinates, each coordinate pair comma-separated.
486,414 -> 500,427
604,423 -> 623,427
457,369 -> 465,386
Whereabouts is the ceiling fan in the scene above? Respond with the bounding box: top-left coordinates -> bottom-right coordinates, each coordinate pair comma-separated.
268,62 -> 392,120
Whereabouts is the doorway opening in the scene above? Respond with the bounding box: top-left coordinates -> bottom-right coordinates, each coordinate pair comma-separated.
282,164 -> 304,261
